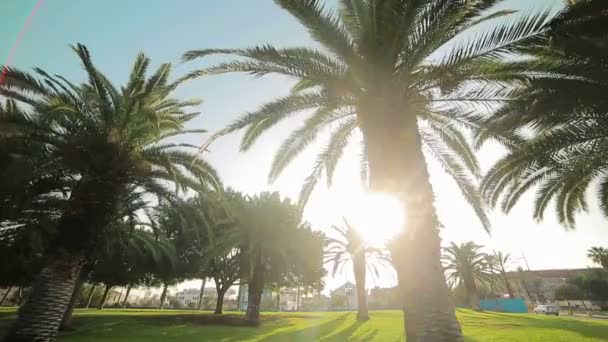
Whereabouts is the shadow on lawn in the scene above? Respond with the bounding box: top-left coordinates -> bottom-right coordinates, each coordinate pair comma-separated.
459,310 -> 608,340
255,314 -> 377,342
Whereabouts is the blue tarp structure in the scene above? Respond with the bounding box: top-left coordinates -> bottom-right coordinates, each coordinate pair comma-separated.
479,298 -> 528,313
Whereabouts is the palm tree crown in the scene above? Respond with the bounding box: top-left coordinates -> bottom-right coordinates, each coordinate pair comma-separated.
587,246 -> 608,269
480,0 -> 608,229
183,0 -> 553,230
0,44 -> 220,248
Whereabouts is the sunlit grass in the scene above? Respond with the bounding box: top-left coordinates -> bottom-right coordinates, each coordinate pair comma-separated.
1,308 -> 607,341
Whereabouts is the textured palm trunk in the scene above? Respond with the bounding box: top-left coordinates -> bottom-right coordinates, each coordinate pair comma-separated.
466,279 -> 480,310
360,96 -> 463,341
85,283 -> 96,308
159,283 -> 169,310
197,278 -> 206,310
353,252 -> 369,320
0,286 -> 12,306
122,284 -> 132,308
98,285 -> 111,310
7,251 -> 84,342
60,275 -> 85,330
8,176 -> 124,341
244,263 -> 264,323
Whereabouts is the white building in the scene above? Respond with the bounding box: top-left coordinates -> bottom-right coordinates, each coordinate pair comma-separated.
175,288 -> 201,306
330,282 -> 358,310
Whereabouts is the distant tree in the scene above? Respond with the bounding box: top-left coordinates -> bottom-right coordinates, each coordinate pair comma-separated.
207,249 -> 241,315
443,242 -> 496,310
324,219 -> 391,320
224,192 -> 323,324
487,251 -> 514,298
587,247 -> 608,269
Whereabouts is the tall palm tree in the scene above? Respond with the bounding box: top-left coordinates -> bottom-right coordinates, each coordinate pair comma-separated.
487,251 -> 514,298
587,247 -> 608,269
443,242 -> 496,310
0,44 -> 220,341
183,1 -> 554,338
480,0 -> 608,229
325,219 -> 391,320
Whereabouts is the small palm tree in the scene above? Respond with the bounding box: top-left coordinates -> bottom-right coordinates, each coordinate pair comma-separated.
0,44 -> 220,341
443,242 -> 496,310
587,247 -> 608,269
324,219 -> 391,320
480,0 -> 608,229
487,251 -> 514,298
183,2 -> 555,338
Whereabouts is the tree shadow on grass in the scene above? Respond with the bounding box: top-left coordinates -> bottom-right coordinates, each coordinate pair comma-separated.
254,314 -> 383,342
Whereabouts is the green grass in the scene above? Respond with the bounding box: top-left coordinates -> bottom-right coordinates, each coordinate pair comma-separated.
1,308 -> 608,341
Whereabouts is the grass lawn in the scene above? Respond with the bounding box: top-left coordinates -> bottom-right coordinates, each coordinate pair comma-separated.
1,308 -> 608,341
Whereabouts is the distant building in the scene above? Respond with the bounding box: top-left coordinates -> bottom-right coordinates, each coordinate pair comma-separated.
330,282 -> 357,310
175,288 -> 202,307
368,286 -> 401,310
504,268 -> 598,304
301,294 -> 331,311
237,285 -> 307,312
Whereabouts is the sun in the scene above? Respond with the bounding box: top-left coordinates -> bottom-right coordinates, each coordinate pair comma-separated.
346,191 -> 405,246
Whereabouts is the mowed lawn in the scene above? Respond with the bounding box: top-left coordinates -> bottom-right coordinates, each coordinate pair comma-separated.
1,308 -> 608,341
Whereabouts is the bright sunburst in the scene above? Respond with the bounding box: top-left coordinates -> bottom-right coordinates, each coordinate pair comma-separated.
346,191 -> 405,246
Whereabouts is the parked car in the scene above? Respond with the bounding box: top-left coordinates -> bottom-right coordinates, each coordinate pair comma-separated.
534,304 -> 560,316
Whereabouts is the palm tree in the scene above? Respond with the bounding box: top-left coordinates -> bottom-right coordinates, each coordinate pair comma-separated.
587,247 -> 608,269
443,242 -> 496,310
480,0 -> 608,229
0,44 -> 220,341
183,2 -> 554,339
324,219 -> 391,320
487,251 -> 514,298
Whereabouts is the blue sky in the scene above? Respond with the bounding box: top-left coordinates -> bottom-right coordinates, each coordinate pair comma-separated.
4,0 -> 605,293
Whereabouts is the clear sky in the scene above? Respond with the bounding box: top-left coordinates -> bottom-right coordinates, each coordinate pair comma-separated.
3,0 -> 606,294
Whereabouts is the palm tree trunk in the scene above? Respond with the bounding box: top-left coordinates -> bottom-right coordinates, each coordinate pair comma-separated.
468,281 -> 481,310
276,291 -> 281,311
197,278 -> 206,310
8,251 -> 84,342
0,286 -> 12,306
98,285 -> 112,310
159,283 -> 169,310
214,286 -> 225,315
60,275 -> 85,330
361,102 -> 463,341
353,253 -> 369,320
122,284 -> 132,308
244,263 -> 264,324
85,283 -> 96,308
502,273 -> 514,299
